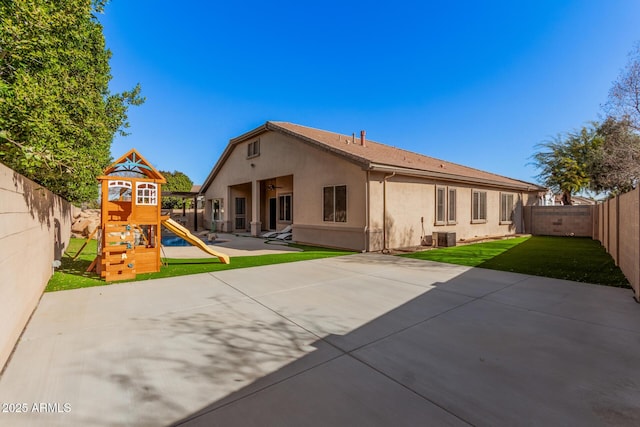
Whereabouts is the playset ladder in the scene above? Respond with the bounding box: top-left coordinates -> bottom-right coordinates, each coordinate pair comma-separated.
100,223 -> 136,282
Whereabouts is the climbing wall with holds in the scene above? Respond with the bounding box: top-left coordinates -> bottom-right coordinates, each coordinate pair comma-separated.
100,223 -> 136,281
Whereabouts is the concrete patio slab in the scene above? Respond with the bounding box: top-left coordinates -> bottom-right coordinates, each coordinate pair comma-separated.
180,355 -> 467,427
485,275 -> 640,333
0,274 -> 341,426
253,274 -> 473,352
354,296 -> 640,426
20,273 -> 248,339
1,253 -> 639,426
212,261 -> 350,297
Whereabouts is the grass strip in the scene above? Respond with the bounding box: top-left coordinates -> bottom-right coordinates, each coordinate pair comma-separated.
400,236 -> 629,288
46,238 -> 354,292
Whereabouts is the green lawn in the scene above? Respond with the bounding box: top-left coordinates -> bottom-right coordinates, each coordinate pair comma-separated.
46,238 -> 354,292
400,236 -> 630,288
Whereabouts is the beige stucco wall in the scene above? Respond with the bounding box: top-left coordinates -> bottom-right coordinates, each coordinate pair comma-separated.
203,130 -> 539,252
0,163 -> 74,370
202,131 -> 367,250
368,173 -> 534,250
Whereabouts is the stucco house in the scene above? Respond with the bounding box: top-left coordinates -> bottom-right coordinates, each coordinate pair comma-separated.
201,121 -> 546,251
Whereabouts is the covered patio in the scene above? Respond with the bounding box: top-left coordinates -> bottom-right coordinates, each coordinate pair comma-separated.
225,175 -> 293,235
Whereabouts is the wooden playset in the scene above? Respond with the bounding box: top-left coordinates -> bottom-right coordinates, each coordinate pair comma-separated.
89,149 -> 229,282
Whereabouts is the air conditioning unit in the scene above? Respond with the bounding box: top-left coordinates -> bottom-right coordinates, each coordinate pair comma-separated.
433,232 -> 456,247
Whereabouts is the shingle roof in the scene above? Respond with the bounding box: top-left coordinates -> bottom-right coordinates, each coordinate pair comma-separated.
201,121 -> 545,193
268,121 -> 544,191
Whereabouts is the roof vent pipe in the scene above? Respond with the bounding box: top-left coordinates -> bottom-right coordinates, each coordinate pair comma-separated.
360,130 -> 366,147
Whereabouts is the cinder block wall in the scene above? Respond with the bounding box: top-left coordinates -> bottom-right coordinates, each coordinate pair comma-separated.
597,189 -> 640,301
524,205 -> 594,237
617,191 -> 639,298
608,200 -> 618,262
0,163 -> 74,370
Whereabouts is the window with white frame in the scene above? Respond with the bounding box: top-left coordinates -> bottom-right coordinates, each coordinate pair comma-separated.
435,186 -> 457,225
136,182 -> 157,205
500,193 -> 515,223
107,180 -> 132,202
472,190 -> 487,222
448,188 -> 457,223
279,194 -> 292,222
435,187 -> 446,225
247,140 -> 260,158
323,185 -> 347,222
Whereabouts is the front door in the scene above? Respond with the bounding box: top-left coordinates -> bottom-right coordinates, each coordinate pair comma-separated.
269,198 -> 277,229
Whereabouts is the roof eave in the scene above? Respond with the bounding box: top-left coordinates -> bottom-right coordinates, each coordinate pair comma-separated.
368,163 -> 545,192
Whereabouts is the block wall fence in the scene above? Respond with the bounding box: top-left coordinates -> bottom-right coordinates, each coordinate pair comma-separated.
523,205 -> 595,237
596,188 -> 640,301
0,163 -> 75,371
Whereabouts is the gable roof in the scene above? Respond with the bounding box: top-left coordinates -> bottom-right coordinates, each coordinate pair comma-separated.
100,148 -> 166,183
201,121 -> 545,192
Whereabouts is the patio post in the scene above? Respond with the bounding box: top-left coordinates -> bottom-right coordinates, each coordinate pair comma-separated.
250,180 -> 261,236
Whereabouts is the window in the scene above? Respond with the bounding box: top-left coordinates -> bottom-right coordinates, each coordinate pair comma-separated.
448,188 -> 457,223
247,140 -> 260,158
472,190 -> 487,222
212,199 -> 223,221
435,186 -> 456,225
107,180 -> 132,202
279,194 -> 292,222
500,193 -> 515,223
323,185 -> 347,222
435,187 -> 446,224
235,197 -> 246,230
136,182 -> 157,205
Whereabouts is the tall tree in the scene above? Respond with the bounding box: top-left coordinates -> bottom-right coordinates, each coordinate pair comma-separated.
592,42 -> 640,196
160,170 -> 194,209
532,124 -> 602,205
590,117 -> 640,194
0,0 -> 143,203
605,42 -> 640,131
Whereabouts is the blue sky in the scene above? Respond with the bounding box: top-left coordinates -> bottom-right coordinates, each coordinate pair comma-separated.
100,0 -> 640,185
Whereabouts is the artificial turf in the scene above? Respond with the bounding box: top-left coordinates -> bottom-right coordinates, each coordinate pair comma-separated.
400,236 -> 630,288
46,238 -> 354,292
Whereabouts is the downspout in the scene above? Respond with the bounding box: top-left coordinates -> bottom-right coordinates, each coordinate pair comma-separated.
518,191 -> 523,234
382,172 -> 396,253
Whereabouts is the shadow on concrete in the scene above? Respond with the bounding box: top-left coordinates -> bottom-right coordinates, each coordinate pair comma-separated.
155,264 -> 640,426
4,254 -> 640,426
